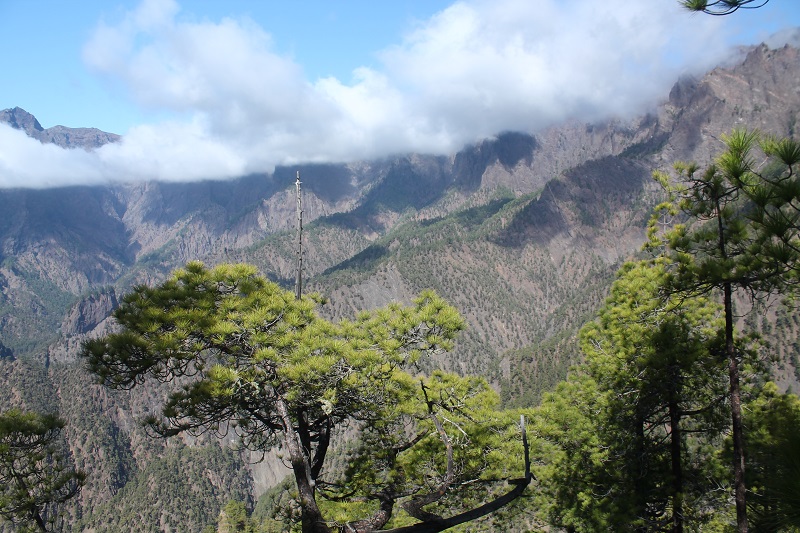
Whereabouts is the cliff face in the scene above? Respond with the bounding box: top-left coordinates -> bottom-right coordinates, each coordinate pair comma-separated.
0,107 -> 44,135
47,289 -> 118,365
656,44 -> 800,164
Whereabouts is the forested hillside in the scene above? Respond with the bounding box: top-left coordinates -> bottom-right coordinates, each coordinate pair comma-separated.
1,43 -> 799,531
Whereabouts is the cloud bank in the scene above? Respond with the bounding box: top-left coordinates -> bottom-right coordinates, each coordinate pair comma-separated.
0,0 -> 758,188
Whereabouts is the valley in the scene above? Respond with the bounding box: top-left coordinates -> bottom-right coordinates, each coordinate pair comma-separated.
1,43 -> 799,532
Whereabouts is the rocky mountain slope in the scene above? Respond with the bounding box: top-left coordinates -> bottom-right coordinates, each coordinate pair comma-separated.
1,43 -> 799,531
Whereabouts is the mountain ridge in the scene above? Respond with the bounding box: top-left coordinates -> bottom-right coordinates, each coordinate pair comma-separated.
2,43 -> 798,368
0,106 -> 121,149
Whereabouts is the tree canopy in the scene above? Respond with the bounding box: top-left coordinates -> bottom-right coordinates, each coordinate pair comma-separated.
650,129 -> 800,532
81,261 -> 531,533
531,260 -> 729,531
523,129 -> 800,532
0,410 -> 85,532
744,382 -> 800,532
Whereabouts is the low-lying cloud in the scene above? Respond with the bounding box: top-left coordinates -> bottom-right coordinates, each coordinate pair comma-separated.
0,0 -> 773,188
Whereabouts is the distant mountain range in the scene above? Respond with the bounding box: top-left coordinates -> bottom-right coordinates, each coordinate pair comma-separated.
0,106 -> 120,149
1,43 -> 799,532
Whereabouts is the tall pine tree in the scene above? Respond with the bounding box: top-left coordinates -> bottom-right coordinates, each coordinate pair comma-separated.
533,260 -> 728,531
651,129 -> 800,532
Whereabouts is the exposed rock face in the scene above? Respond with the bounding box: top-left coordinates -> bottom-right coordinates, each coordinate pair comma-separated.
655,44 -> 800,165
62,289 -> 118,337
48,290 -> 119,364
0,186 -> 132,294
0,106 -> 44,135
38,125 -> 121,149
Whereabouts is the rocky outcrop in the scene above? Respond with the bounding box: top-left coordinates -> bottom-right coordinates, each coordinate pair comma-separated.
37,125 -> 121,149
656,44 -> 800,165
0,107 -> 120,149
61,289 -> 118,337
47,290 -> 118,364
0,106 -> 44,135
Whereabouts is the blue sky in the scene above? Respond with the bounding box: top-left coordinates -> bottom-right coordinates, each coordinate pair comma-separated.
1,0 -> 799,187
1,1 -> 453,133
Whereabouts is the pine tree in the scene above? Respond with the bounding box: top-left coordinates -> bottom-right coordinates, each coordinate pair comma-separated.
81,261 -> 531,533
533,260 -> 729,531
0,410 -> 85,532
744,382 -> 800,532
650,129 -> 800,532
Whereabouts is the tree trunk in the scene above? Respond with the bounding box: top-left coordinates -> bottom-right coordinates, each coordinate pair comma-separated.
669,390 -> 683,533
634,408 -> 648,528
292,466 -> 330,533
345,496 -> 395,533
381,476 -> 531,533
712,187 -> 747,533
31,509 -> 47,532
14,471 -> 47,532
725,281 -> 748,533
275,398 -> 331,533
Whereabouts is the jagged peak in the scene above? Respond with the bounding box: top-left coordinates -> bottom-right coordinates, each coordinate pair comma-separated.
0,106 -> 44,134
0,106 -> 120,149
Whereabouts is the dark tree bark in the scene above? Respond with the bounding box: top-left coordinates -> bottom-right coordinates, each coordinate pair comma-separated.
276,398 -> 331,533
712,189 -> 747,533
725,281 -> 748,533
382,474 -> 532,533
669,386 -> 684,533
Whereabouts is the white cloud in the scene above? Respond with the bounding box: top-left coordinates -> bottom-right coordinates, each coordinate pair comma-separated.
2,0 -> 741,188
0,126 -> 106,188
